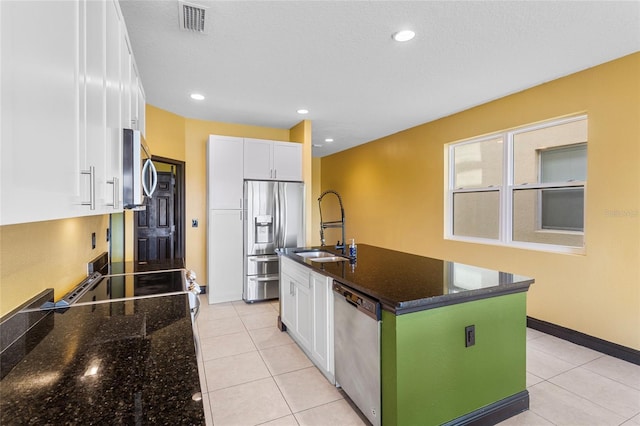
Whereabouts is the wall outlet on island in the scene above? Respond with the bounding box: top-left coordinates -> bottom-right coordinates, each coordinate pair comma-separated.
465,325 -> 475,347
192,219 -> 198,228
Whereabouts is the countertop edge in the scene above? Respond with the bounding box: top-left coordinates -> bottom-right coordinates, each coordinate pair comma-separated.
279,247 -> 534,315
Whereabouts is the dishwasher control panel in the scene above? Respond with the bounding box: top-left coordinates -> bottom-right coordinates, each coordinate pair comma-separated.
333,281 -> 380,320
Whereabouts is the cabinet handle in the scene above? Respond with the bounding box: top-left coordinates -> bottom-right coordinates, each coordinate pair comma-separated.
274,169 -> 277,179
80,166 -> 96,210
106,177 -> 119,209
240,198 -> 243,209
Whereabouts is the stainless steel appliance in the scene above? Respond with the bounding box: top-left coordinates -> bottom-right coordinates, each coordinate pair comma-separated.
333,280 -> 381,426
123,128 -> 158,210
244,180 -> 305,302
55,263 -> 201,321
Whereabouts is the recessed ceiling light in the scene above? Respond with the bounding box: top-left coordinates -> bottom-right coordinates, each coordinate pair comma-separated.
190,93 -> 205,100
392,30 -> 415,42
313,144 -> 322,147
325,138 -> 334,143
297,109 -> 309,114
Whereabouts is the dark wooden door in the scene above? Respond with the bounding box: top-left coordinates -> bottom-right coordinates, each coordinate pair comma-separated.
135,171 -> 175,261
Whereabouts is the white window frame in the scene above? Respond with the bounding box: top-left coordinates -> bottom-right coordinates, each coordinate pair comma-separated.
445,115 -> 587,255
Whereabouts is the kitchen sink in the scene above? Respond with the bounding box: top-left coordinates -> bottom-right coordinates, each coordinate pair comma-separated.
295,250 -> 350,263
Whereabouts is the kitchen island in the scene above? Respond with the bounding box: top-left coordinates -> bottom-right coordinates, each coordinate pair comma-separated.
0,293 -> 204,425
279,244 -> 534,426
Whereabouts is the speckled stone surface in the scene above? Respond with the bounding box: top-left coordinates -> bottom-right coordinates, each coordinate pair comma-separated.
281,244 -> 534,314
0,294 -> 204,425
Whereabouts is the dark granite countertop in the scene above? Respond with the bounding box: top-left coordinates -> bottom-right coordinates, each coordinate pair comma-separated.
0,294 -> 204,425
280,244 -> 534,315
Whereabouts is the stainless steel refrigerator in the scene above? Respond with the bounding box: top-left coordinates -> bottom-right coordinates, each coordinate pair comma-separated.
244,180 -> 305,302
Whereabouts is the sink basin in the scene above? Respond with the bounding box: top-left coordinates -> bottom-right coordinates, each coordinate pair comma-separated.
295,250 -> 350,263
309,256 -> 350,263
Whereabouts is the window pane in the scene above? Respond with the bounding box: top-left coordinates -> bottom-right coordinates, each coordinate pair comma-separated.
453,191 -> 499,239
453,138 -> 503,189
513,118 -> 587,185
512,188 -> 584,247
541,188 -> 584,231
540,144 -> 587,183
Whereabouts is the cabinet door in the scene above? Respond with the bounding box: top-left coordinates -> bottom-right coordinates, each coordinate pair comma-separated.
208,209 -> 243,303
208,136 -> 244,209
0,1 -> 83,225
273,142 -> 303,181
311,271 -> 333,376
104,0 -> 123,212
280,272 -> 297,330
81,0 -> 108,215
121,36 -> 133,130
244,138 -> 273,180
295,278 -> 313,349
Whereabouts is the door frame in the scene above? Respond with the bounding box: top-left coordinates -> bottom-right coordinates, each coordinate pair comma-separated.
133,155 -> 186,261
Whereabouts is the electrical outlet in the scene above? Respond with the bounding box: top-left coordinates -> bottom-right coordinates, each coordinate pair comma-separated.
192,219 -> 198,228
465,325 -> 475,347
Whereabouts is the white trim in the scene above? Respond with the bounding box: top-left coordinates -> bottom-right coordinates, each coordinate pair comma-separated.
448,234 -> 586,255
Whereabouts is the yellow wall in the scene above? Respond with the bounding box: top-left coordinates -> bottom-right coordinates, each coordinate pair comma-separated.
0,215 -> 110,315
144,105 -> 310,285
321,53 -> 640,350
289,119 -> 314,244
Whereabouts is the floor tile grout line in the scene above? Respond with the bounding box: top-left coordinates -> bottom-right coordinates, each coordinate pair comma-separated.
546,374 -> 640,422
531,377 -> 634,422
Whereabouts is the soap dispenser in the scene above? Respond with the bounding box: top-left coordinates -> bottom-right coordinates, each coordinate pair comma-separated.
349,238 -> 357,258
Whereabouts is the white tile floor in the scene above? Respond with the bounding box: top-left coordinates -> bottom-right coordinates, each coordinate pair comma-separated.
194,296 -> 640,426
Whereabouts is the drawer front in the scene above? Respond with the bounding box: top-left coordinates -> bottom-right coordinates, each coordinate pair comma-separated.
247,255 -> 279,276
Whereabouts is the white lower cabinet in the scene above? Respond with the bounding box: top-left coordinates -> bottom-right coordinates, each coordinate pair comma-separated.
280,257 -> 335,383
208,210 -> 243,303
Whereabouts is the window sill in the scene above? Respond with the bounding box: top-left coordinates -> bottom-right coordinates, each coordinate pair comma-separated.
446,235 -> 586,256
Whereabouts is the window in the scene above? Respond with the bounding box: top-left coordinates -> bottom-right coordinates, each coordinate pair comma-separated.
447,116 -> 587,253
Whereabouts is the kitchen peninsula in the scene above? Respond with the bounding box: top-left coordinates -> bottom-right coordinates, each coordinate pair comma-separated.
279,244 -> 534,425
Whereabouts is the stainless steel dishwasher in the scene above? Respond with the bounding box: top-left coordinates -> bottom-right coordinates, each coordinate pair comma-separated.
333,280 -> 381,426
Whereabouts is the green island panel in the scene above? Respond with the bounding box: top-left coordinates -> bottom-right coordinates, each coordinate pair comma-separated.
381,292 -> 527,425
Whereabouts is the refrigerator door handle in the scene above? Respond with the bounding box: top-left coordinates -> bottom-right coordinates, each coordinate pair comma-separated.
273,183 -> 280,248
281,184 -> 288,248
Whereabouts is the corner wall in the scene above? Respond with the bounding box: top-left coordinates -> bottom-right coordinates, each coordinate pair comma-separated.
144,105 -> 306,286
321,53 -> 640,350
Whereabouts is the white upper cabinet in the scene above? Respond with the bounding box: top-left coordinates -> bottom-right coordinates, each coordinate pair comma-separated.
208,136 -> 244,210
1,1 -> 83,225
105,0 -> 123,211
0,0 -> 136,225
273,142 -> 303,181
244,138 -> 302,181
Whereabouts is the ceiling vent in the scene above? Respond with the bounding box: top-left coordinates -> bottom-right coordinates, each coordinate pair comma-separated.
179,1 -> 208,34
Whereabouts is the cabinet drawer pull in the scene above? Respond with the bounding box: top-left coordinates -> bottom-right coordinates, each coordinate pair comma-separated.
106,176 -> 119,209
80,166 -> 96,210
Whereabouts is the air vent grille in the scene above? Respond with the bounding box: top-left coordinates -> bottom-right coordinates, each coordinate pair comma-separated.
179,1 -> 208,33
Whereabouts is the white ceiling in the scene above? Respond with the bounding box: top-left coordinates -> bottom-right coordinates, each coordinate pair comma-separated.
119,1 -> 640,157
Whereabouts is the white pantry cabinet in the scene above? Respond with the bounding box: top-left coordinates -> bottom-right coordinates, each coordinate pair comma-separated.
280,257 -> 335,382
208,209 -> 244,303
0,0 -> 141,225
207,136 -> 244,210
244,138 -> 302,181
